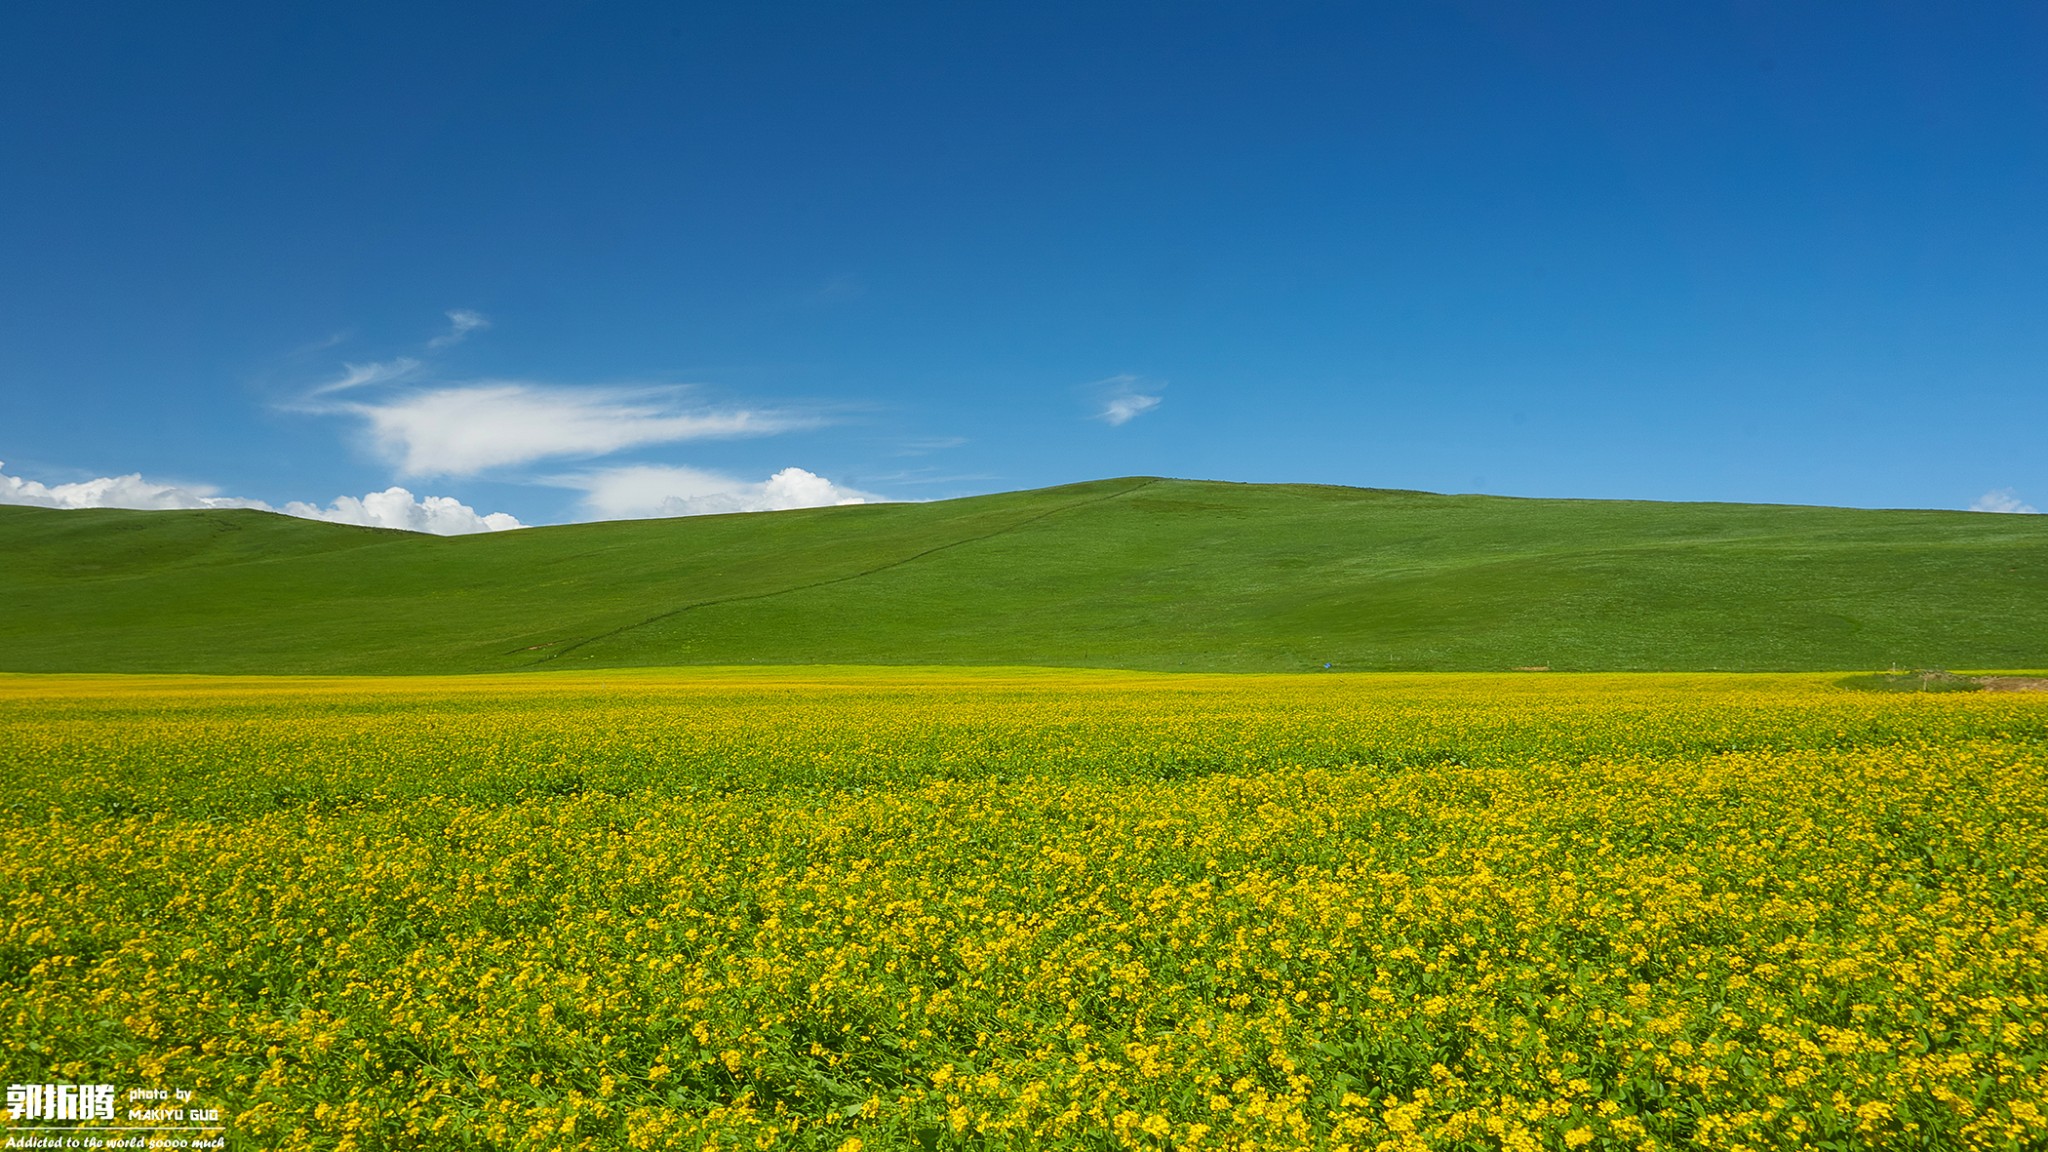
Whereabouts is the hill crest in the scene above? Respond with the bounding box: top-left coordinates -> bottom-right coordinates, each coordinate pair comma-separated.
3,477 -> 2043,674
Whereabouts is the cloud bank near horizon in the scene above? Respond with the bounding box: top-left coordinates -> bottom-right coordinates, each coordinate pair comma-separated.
552,464 -> 875,520
1970,488 -> 2038,514
0,462 -> 521,535
4,313 -> 881,535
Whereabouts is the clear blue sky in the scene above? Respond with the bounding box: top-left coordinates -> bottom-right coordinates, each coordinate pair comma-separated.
3,1 -> 2043,529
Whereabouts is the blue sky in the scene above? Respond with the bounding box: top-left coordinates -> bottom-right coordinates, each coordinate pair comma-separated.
2,1 -> 2042,531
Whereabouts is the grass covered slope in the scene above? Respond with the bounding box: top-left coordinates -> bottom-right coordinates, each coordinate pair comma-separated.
2,477 -> 2044,673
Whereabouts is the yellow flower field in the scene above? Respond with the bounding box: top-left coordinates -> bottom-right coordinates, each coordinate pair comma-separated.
2,670 -> 2044,1151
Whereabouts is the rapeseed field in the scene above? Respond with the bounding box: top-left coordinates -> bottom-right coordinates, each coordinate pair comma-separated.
2,670 -> 2044,1151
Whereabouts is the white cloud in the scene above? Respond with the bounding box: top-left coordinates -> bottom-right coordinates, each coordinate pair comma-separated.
1091,374 -> 1164,426
305,308 -> 487,395
427,309 -> 490,350
554,464 -> 875,520
295,311 -> 830,481
282,488 -> 522,534
312,357 -> 421,396
1102,392 -> 1162,425
0,462 -> 520,535
1970,488 -> 2039,514
340,383 -> 812,477
0,462 -> 268,512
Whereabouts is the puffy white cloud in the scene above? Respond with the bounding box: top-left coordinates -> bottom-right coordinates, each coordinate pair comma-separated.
1970,488 -> 2039,514
0,462 -> 267,512
427,309 -> 490,350
282,489 -> 523,534
0,462 -> 520,535
554,464 -> 875,520
341,384 -> 811,476
1091,374 -> 1164,426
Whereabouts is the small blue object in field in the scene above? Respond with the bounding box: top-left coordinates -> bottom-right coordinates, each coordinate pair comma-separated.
1323,663 -> 1331,669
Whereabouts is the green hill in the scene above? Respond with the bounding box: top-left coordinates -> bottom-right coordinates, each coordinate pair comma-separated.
3,477 -> 2044,674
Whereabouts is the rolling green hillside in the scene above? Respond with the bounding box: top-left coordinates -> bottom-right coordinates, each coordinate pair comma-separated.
3,477 -> 2044,674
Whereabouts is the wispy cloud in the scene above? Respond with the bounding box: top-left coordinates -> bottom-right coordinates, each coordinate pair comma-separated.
892,436 -> 968,457
312,357 -> 421,396
335,383 -> 814,477
1970,488 -> 2039,514
0,461 -> 520,534
1091,374 -> 1164,426
862,466 -> 997,486
551,464 -> 876,520
427,308 -> 490,350
292,331 -> 350,356
292,310 -> 829,478
800,275 -> 866,305
1102,392 -> 1162,425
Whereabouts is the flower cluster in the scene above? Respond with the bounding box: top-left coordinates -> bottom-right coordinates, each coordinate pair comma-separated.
2,671 -> 2044,1150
